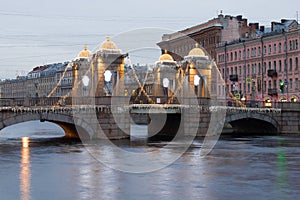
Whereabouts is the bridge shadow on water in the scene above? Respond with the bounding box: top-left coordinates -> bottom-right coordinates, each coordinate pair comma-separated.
224,118 -> 279,136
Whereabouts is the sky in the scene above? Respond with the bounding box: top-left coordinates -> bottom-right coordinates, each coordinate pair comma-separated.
0,0 -> 299,79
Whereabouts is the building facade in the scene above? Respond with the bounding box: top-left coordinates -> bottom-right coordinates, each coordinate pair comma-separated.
216,19 -> 300,103
157,14 -> 252,61
0,62 -> 70,101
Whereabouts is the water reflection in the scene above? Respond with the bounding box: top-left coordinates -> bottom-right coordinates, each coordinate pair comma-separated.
0,135 -> 298,200
20,137 -> 31,200
276,138 -> 288,200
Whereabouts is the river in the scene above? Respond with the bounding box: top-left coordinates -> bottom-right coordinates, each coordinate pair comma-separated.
0,122 -> 299,200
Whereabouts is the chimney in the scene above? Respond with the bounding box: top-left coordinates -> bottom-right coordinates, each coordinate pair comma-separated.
241,18 -> 248,28
236,15 -> 243,21
271,22 -> 276,31
260,26 -> 265,32
249,23 -> 259,35
281,19 -> 287,23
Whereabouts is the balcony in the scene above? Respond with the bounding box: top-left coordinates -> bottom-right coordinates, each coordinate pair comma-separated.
229,74 -> 238,82
268,88 -> 278,96
267,69 -> 278,78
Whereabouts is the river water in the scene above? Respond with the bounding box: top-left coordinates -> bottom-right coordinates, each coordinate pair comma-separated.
0,122 -> 300,200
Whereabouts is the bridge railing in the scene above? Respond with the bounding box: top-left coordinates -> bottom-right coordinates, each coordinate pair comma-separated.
1,97 -> 299,110
227,99 -> 300,109
0,97 -> 72,107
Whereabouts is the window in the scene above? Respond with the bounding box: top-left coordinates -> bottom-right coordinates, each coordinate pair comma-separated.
268,45 -> 272,54
273,80 -> 277,88
273,61 -> 277,71
239,66 -> 242,75
234,52 -> 237,60
295,57 -> 298,71
258,63 -> 261,74
258,46 -> 261,56
293,40 -> 296,50
222,69 -> 225,79
274,44 -> 277,53
279,60 -> 282,72
279,43 -> 282,53
290,41 -> 293,50
268,80 -> 272,89
290,78 -> 293,89
284,41 -> 287,52
218,55 -> 222,63
296,40 -> 299,50
296,78 -> 299,89
263,62 -> 267,73
268,61 -> 272,70
290,58 -> 293,71
284,59 -> 287,71
248,64 -> 250,75
252,64 -> 256,75
263,46 -> 267,55
251,48 -> 256,57
230,52 -> 233,61
239,51 -> 242,59
234,66 -> 237,74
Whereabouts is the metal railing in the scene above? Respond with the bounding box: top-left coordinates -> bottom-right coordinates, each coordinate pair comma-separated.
1,97 -> 299,110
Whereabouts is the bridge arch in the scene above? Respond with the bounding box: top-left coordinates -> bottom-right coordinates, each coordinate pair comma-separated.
1,113 -> 92,139
225,112 -> 280,135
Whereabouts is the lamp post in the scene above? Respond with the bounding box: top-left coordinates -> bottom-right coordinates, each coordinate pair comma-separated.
194,75 -> 200,96
82,75 -> 89,101
163,78 -> 169,103
241,96 -> 246,106
265,99 -> 272,107
104,70 -> 112,96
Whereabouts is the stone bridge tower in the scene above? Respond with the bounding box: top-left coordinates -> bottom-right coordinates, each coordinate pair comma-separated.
71,37 -> 130,139
153,51 -> 182,103
72,37 -> 127,99
183,44 -> 212,98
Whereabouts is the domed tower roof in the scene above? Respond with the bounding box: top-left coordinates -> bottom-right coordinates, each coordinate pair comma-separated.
188,43 -> 206,57
77,45 -> 92,58
158,50 -> 174,62
99,36 -> 120,53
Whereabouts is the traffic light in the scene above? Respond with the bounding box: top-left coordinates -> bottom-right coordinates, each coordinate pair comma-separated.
279,81 -> 284,93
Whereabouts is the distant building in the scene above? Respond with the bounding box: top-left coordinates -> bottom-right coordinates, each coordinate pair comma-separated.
0,62 -> 70,101
55,63 -> 72,97
157,14 -> 252,61
216,19 -> 300,103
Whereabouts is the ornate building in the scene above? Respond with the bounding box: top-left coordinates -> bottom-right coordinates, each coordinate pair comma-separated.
157,14 -> 252,61
72,36 -> 127,103
216,19 -> 300,103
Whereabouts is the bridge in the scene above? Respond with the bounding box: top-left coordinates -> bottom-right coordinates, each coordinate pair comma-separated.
1,37 -> 300,140
0,97 -> 299,140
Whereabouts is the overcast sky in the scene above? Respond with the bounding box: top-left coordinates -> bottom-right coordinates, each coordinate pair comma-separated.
0,0 -> 299,79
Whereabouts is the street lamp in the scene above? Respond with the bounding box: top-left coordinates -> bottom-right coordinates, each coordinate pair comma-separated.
104,70 -> 112,82
163,78 -> 169,102
265,99 -> 272,107
194,75 -> 200,96
104,70 -> 112,96
82,75 -> 90,87
81,75 -> 90,100
241,96 -> 246,107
